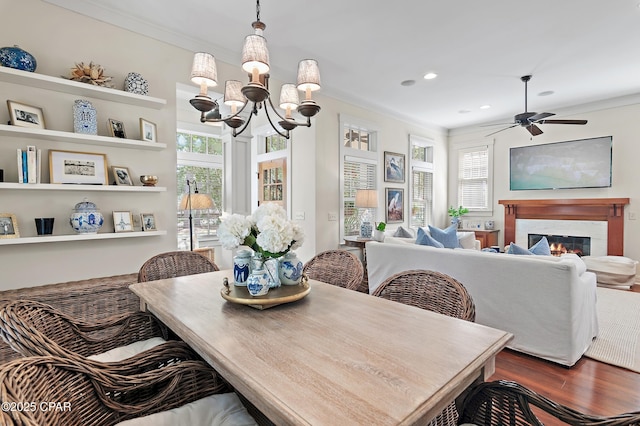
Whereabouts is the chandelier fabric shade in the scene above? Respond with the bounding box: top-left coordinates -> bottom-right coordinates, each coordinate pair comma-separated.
188,0 -> 321,139
190,52 -> 217,88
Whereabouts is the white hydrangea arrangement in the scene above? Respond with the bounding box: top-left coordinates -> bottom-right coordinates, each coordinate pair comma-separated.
218,204 -> 304,259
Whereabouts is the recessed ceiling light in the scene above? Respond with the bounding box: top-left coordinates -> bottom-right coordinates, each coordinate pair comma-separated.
538,90 -> 554,97
400,79 -> 416,86
480,104 -> 491,110
458,109 -> 471,114
423,72 -> 438,80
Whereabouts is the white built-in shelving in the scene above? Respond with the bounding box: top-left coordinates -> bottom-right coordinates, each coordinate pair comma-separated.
0,231 -> 167,246
0,183 -> 166,192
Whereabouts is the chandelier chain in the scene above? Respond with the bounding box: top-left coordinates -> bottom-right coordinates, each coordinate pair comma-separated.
256,0 -> 261,23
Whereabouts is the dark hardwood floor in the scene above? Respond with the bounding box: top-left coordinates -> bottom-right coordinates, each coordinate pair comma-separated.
490,285 -> 640,421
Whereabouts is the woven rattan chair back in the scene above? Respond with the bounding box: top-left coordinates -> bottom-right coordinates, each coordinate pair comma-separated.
372,269 -> 476,322
302,250 -> 364,291
0,355 -> 228,426
372,269 -> 476,426
137,250 -> 220,282
459,380 -> 640,425
0,299 -> 166,360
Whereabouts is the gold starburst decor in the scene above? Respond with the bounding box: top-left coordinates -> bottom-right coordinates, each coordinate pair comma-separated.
67,61 -> 114,88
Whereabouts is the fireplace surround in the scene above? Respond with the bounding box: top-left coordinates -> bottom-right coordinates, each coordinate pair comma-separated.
499,198 -> 630,255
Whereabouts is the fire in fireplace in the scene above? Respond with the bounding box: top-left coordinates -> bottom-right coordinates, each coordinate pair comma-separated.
528,234 -> 591,257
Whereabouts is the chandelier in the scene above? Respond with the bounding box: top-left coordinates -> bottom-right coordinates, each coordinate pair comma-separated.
189,0 -> 321,139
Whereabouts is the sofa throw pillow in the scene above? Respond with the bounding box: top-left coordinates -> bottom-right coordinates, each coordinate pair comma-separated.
428,224 -> 460,249
393,226 -> 414,238
507,237 -> 551,256
457,232 -> 476,250
416,227 -> 444,248
529,236 -> 551,255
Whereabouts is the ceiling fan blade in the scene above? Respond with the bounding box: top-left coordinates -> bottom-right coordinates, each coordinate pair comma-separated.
480,122 -> 516,127
529,112 -> 555,122
526,124 -> 543,136
538,119 -> 588,125
485,124 -> 518,137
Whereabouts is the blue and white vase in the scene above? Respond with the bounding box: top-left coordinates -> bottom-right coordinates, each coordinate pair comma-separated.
279,251 -> 303,285
233,249 -> 252,286
69,198 -> 104,234
246,268 -> 269,296
252,253 -> 280,288
73,99 -> 98,135
0,45 -> 36,72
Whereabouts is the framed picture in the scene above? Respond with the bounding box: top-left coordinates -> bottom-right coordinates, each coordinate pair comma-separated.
113,211 -> 134,233
49,150 -> 108,185
385,188 -> 404,223
108,119 -> 126,138
112,166 -> 133,186
384,151 -> 405,183
140,213 -> 157,231
0,213 -> 19,239
7,100 -> 45,129
140,118 -> 157,142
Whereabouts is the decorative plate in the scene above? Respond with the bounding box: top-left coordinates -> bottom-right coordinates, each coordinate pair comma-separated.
73,99 -> 98,135
221,277 -> 310,310
124,72 -> 149,95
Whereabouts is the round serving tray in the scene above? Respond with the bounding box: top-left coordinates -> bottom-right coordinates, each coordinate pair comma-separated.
220,277 -> 310,310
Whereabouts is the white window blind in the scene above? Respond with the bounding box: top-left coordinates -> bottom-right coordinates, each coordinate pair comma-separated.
411,169 -> 433,228
458,146 -> 488,210
343,159 -> 376,236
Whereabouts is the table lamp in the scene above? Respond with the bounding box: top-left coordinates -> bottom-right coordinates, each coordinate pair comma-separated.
355,189 -> 378,239
179,179 -> 215,250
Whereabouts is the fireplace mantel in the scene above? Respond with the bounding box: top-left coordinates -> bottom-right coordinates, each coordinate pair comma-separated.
498,198 -> 630,255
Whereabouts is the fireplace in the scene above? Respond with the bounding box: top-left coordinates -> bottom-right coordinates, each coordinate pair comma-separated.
528,234 -> 590,257
499,198 -> 630,256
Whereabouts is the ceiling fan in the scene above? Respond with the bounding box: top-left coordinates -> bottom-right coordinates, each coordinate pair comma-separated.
486,75 -> 588,137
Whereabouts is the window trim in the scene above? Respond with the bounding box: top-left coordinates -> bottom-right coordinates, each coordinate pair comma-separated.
409,135 -> 435,229
451,140 -> 494,215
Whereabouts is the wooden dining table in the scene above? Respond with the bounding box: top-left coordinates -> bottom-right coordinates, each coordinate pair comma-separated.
130,270 -> 512,425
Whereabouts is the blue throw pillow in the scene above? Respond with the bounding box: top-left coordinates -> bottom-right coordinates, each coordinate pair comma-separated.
428,224 -> 460,249
416,227 -> 444,248
506,237 -> 551,256
506,243 -> 533,255
529,236 -> 551,255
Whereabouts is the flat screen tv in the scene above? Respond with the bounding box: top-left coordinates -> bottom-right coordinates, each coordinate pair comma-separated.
509,136 -> 612,190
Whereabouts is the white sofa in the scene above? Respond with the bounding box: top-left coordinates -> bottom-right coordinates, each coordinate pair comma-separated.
365,238 -> 599,366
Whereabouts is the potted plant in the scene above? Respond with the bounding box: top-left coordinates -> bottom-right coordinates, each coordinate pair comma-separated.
373,222 -> 386,242
448,206 -> 469,228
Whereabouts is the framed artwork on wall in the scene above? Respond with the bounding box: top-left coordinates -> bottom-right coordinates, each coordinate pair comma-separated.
384,151 -> 405,183
108,119 -> 126,138
49,150 -> 108,185
140,213 -> 157,231
0,213 -> 19,239
112,166 -> 133,186
385,188 -> 404,223
7,100 -> 45,129
139,118 -> 157,142
113,211 -> 134,233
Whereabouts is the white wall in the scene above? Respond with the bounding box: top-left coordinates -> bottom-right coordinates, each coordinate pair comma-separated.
448,98 -> 640,263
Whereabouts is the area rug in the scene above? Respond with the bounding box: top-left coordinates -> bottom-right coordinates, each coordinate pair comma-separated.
584,287 -> 640,373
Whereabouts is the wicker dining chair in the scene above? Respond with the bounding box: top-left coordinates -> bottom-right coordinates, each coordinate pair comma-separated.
459,379 -> 640,425
302,249 -> 364,291
372,269 -> 476,426
0,299 -> 204,375
137,250 -> 220,282
0,355 -> 234,426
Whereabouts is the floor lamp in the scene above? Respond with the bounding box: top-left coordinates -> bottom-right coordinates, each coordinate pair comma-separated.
355,189 -> 378,239
179,179 -> 215,251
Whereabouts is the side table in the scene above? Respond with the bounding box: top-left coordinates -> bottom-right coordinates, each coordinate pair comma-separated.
343,236 -> 373,293
460,229 -> 500,249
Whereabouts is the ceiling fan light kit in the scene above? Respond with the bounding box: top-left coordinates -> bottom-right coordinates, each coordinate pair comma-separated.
189,0 -> 321,139
486,75 -> 588,137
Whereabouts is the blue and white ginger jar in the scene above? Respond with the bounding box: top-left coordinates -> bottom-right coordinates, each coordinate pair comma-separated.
233,249 -> 252,286
73,99 -> 98,135
279,251 -> 303,285
246,268 -> 269,296
0,45 -> 37,72
69,198 -> 104,234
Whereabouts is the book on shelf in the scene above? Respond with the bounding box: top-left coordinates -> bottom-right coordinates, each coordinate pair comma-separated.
27,145 -> 37,184
17,148 -> 23,183
21,150 -> 27,183
16,146 -> 42,184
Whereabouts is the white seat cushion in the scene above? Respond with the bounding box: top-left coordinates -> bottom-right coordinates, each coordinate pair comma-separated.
87,337 -> 167,362
115,393 -> 258,426
583,255 -> 638,286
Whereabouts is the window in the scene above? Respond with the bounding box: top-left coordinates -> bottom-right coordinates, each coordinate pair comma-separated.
409,135 -> 434,228
176,129 -> 223,249
265,133 -> 287,153
455,142 -> 493,213
339,115 -> 378,239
